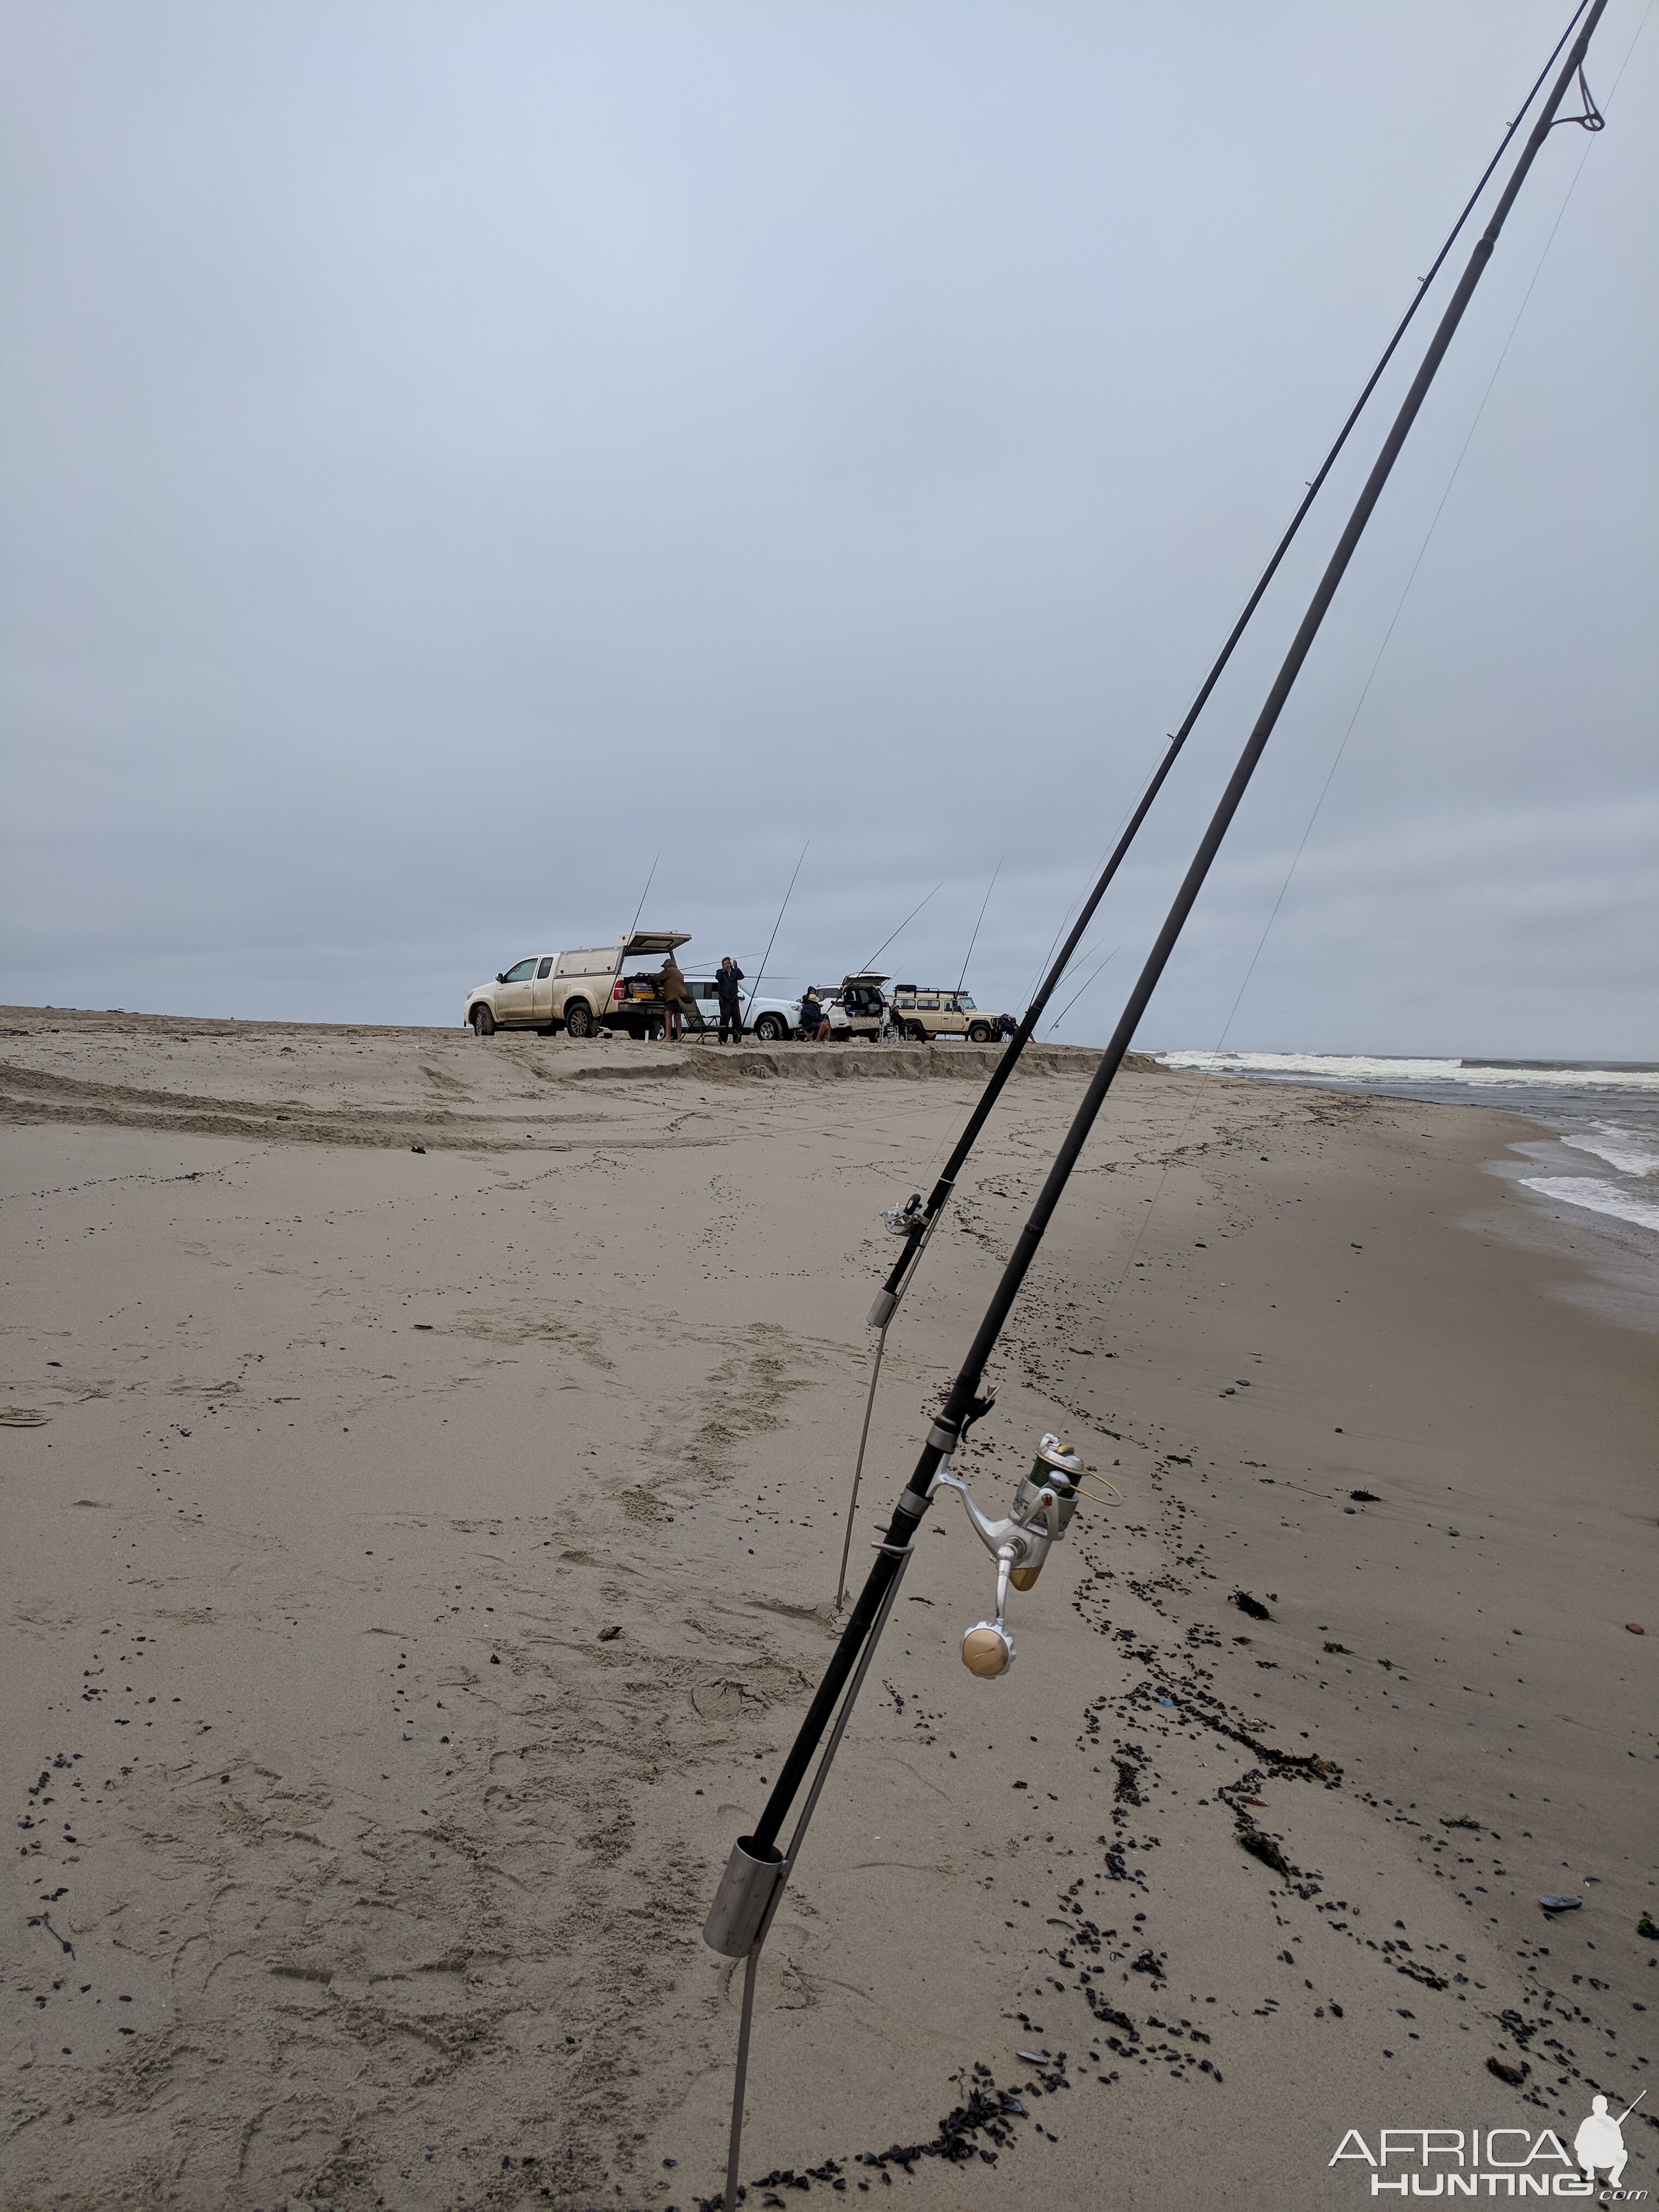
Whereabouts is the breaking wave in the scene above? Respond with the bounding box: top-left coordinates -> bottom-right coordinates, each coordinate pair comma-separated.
1156,1052 -> 1659,1248
1157,1051 -> 1659,1096
1519,1176 -> 1659,1234
1560,1126 -> 1659,1178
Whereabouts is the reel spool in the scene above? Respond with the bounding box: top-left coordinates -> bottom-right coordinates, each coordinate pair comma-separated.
1007,1434 -> 1085,1588
935,1431 -> 1116,1679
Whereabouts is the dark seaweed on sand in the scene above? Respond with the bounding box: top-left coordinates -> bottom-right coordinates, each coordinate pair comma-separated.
1238,1829 -> 1292,1877
695,2063 -> 1042,2207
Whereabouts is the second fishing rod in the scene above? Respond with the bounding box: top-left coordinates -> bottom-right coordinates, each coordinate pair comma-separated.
827,0 -> 1597,1609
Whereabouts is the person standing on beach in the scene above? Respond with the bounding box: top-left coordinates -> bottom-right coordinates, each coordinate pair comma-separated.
716,957 -> 745,1044
657,952 -> 686,1043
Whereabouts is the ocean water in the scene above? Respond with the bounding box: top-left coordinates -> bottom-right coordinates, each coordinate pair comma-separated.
1154,1052 -> 1659,1242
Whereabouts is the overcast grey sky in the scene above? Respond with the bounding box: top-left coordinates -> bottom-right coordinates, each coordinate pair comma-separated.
3,1 -> 1654,1054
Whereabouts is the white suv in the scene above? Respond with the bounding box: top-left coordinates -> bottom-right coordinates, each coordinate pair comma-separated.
681,976 -> 848,1042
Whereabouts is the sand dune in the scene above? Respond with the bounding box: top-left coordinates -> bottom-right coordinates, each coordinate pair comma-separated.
1,1010 -> 1652,2210
0,1010 -> 1138,1154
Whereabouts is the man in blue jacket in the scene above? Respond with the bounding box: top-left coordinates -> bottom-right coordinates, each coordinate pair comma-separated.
716,956 -> 745,1044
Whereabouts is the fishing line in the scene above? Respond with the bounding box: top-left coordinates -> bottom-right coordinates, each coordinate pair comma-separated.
1211,0 -> 1650,1060
1002,0 -> 1599,1033
1077,0 -> 1648,1319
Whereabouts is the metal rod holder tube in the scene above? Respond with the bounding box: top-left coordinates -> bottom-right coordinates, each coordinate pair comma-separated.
703,1836 -> 785,1960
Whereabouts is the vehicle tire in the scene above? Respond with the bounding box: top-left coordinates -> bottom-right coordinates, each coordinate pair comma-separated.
906,1021 -> 928,1043
470,1004 -> 496,1038
754,1013 -> 786,1043
564,1001 -> 593,1039
644,1016 -> 666,1041
967,1022 -> 992,1044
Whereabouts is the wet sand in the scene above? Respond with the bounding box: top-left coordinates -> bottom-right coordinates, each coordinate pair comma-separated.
2,1009 -> 1653,2211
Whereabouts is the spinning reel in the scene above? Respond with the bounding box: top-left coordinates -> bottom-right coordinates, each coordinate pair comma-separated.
881,1191 -> 925,1238
932,1430 -> 1117,1678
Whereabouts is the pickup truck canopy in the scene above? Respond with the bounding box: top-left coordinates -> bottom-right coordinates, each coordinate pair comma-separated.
556,931 -> 691,978
621,931 -> 692,958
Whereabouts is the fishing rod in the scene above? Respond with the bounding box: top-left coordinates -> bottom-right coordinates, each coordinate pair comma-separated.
857,880 -> 943,978
627,850 -> 661,943
742,842 -> 808,1031
828,0 -> 1598,1604
707,5 -> 1612,2198
955,858 -> 1002,996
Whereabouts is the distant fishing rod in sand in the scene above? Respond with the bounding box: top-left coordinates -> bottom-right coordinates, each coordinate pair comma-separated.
956,858 -> 1002,996
627,850 -> 661,942
829,0 -> 1601,1611
742,842 -> 808,1032
858,880 -> 944,978
708,7 -> 1614,2199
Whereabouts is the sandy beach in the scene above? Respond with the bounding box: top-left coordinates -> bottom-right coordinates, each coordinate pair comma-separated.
2,1008 -> 1653,2212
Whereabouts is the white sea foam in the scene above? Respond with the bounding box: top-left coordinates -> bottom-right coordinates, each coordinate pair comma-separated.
1158,1051 -> 1659,1094
1519,1176 -> 1659,1234
1561,1126 -> 1659,1178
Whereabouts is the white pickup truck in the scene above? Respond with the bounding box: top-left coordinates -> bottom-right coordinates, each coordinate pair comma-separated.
464,932 -> 692,1039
